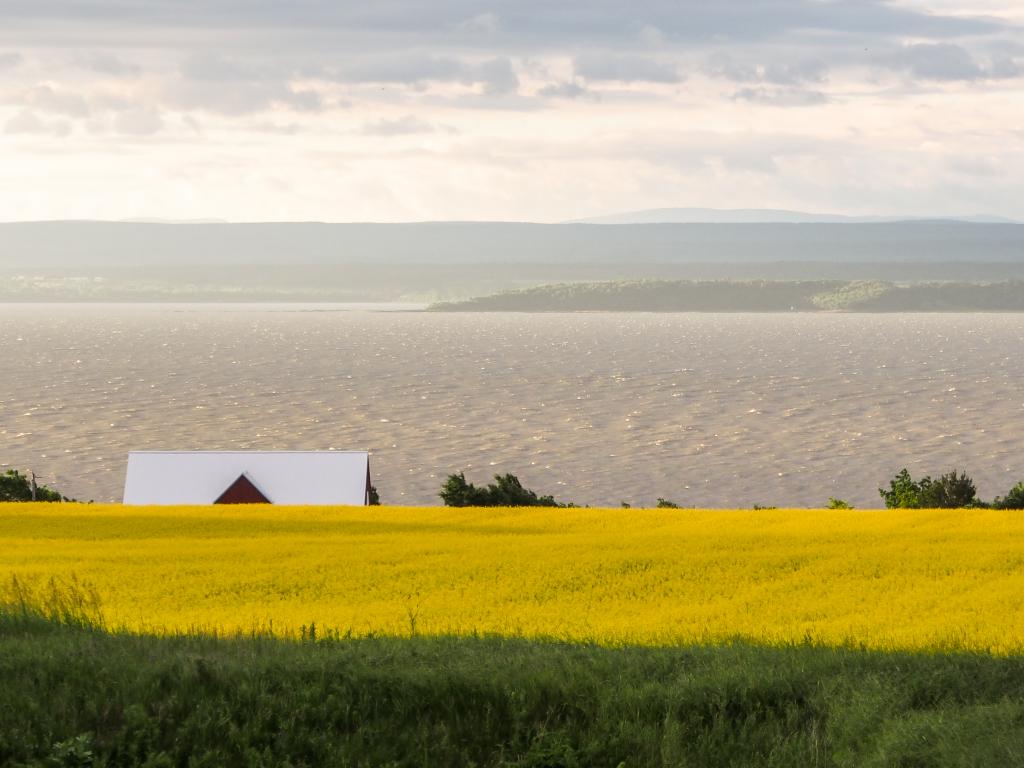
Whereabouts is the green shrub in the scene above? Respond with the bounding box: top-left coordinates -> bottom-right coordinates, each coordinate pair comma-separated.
879,469 -> 978,509
879,469 -> 928,509
923,470 -> 979,508
0,469 -> 64,502
440,473 -> 567,507
993,482 -> 1024,510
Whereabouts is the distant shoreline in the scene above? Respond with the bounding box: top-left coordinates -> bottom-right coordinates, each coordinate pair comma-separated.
0,301 -> 429,311
6,297 -> 1024,313
7,281 -> 1024,314
427,280 -> 1024,313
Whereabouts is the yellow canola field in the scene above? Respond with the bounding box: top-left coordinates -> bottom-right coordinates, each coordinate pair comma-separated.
3,503 -> 1024,652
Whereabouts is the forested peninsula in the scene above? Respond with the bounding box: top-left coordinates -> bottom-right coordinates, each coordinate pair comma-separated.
428,280 -> 1024,312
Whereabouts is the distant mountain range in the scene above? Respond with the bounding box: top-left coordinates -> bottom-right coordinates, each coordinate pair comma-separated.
2,219 -> 1022,268
569,208 -> 1021,225
118,217 -> 230,225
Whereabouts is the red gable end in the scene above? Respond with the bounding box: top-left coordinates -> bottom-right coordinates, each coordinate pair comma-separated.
215,474 -> 270,504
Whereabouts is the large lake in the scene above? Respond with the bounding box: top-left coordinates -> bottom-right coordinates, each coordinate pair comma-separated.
2,304 -> 1022,508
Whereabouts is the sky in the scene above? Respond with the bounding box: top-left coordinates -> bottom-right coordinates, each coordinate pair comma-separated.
0,0 -> 1022,222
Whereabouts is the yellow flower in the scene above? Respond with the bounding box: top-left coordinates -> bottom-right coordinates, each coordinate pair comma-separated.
2,503 -> 1023,652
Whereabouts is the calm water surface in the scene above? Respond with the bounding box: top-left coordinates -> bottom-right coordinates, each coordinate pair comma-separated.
1,304 -> 1022,507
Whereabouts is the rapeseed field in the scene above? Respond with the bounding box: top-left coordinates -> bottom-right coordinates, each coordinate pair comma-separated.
3,503 -> 1024,651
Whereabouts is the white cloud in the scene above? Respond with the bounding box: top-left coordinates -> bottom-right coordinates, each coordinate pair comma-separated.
705,53 -> 828,85
733,87 -> 828,107
457,13 -> 501,37
112,107 -> 163,135
0,1 -> 1003,49
537,81 -> 591,99
575,54 -> 681,83
360,115 -> 437,136
0,1 -> 1020,220
4,109 -> 71,136
879,43 -> 1022,81
477,57 -> 519,95
4,109 -> 43,133
887,43 -> 984,80
20,85 -> 90,117
74,52 -> 140,76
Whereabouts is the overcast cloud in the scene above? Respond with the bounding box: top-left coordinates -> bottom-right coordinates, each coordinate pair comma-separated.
0,0 -> 1021,221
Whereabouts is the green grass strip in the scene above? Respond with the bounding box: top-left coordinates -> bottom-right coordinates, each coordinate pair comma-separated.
3,609 -> 1024,767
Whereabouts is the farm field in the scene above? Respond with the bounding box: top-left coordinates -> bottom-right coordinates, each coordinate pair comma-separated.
5,614 -> 1024,767
4,503 -> 1024,652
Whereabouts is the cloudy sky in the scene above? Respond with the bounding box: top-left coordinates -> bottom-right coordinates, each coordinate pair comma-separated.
1,1 -> 1022,222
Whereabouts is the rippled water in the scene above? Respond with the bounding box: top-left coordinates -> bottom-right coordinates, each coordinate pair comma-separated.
2,304 -> 1023,507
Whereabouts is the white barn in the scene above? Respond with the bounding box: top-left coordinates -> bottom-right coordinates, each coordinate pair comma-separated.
123,451 -> 372,505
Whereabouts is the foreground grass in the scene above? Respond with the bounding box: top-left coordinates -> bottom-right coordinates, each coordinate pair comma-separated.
6,503 -> 1024,650
3,611 -> 1024,767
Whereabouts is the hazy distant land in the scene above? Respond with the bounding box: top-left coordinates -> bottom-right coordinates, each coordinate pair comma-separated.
568,207 -> 1021,225
2,219 -> 1024,302
3,220 -> 1022,268
429,280 -> 1024,312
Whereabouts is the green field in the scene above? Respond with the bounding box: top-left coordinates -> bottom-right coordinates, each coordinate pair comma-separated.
3,607 -> 1024,767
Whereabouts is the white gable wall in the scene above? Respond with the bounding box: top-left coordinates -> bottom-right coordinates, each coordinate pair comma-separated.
123,451 -> 369,505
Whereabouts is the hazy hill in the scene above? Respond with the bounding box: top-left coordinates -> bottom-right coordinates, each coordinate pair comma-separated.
569,208 -> 1021,225
2,220 -> 1023,302
1,220 -> 1023,267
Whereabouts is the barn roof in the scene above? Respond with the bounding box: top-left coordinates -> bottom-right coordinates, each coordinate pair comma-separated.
123,451 -> 370,506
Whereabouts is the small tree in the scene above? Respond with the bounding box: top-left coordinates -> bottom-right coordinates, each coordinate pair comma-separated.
993,482 -> 1024,510
879,468 -> 929,509
439,472 -> 566,507
922,470 -> 978,508
439,473 -> 485,507
367,485 -> 381,506
880,468 -> 978,509
827,497 -> 853,510
490,473 -> 561,506
0,469 -> 64,502
656,498 -> 680,508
